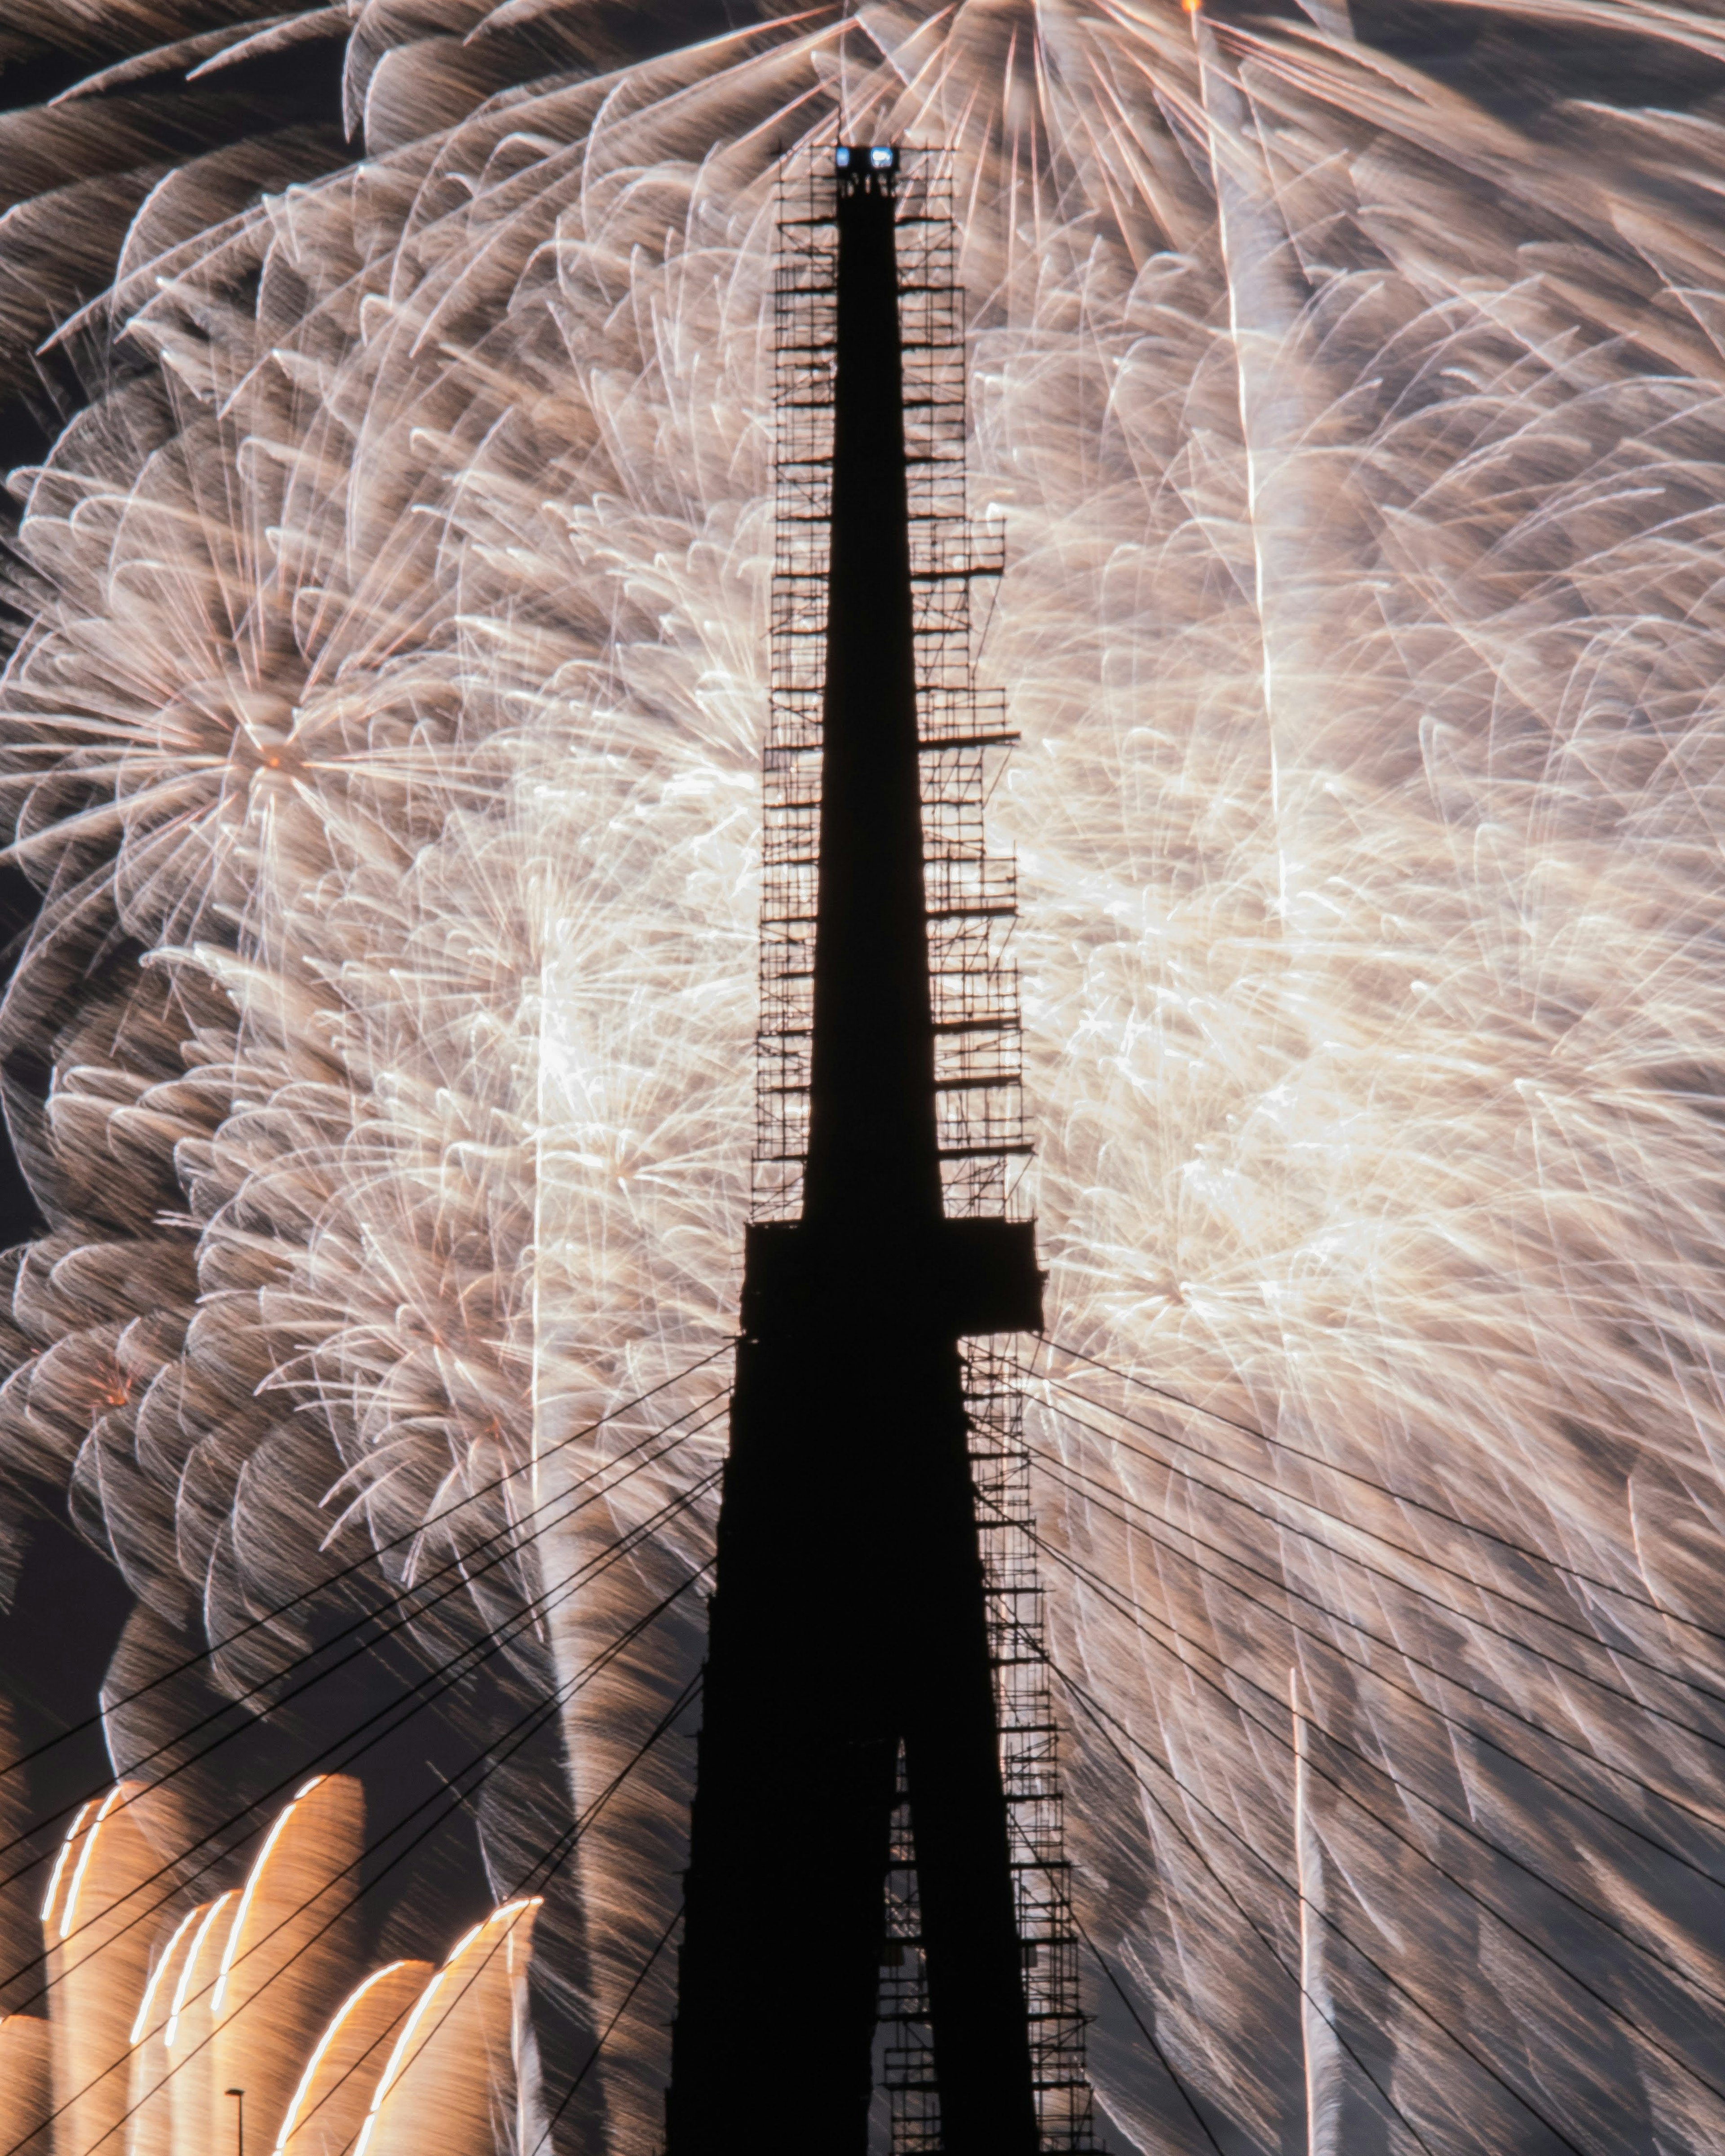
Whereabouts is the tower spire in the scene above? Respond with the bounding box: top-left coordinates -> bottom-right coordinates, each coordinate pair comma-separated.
663,142 -> 1089,2156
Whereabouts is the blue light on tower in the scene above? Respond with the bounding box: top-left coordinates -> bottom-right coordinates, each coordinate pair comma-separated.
833,144 -> 898,173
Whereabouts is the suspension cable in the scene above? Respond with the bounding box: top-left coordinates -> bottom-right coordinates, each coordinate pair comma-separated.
1026,1471 -> 1725,2064
0,1343 -> 733,1785
4,1453 -> 722,2006
1032,1397 -> 1725,1865
1051,1653 -> 1591,2156
1041,1337 -> 1725,1647
1067,1904 -> 1227,2156
0,1383 -> 729,1885
1034,1359 -> 1725,1713
9,1564 -> 710,2156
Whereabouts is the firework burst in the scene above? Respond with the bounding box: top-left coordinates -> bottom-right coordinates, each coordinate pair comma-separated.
8,5 -> 1725,2152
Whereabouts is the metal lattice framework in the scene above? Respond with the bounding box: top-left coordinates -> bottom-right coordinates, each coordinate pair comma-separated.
760,146 -> 1023,1225
763,141 -> 1096,2156
883,1345 -> 1095,2156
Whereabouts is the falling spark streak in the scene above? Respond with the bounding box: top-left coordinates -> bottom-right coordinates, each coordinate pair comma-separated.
8,3 -> 1725,2152
1291,1666 -> 1349,2156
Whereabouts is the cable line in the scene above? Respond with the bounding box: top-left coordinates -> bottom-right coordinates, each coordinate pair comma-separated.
7,1457 -> 719,2006
4,1454 -> 722,2006
1031,1429 -> 1725,1879
8,1559 -> 711,2156
1025,1477 -> 1725,2076
511,1667 -> 705,1906
0,1385 -> 728,1890
318,1676 -> 706,2156
0,1343 -> 732,1785
1067,1905 -> 1228,2156
1051,1656 -> 1594,2156
526,1900 -> 686,2156
225,1644 -> 707,2156
1008,1596 -> 1446,2156
1035,1364 -> 1725,1716
1043,1337 -> 1725,1650
0,1402 -> 719,1979
1035,1394 -> 1725,1859
263,1970 -> 420,2152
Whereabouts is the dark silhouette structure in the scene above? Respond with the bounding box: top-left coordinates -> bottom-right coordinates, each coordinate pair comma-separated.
664,146 -> 1090,2156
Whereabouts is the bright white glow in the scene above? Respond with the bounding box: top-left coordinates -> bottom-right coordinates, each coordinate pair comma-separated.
272,1960 -> 416,2156
130,1905 -> 206,2048
166,1893 -> 236,2051
41,1802 -> 94,1927
58,1783 -> 126,1943
212,1778 -> 318,2015
352,1902 -> 539,2156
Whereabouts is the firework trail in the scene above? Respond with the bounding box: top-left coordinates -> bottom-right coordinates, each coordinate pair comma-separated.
8,3 -> 1725,2151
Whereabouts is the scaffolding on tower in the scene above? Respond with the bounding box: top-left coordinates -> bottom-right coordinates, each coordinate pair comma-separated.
760,141 -> 1097,2156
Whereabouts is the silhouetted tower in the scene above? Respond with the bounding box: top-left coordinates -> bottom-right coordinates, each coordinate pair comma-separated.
665,145 -> 1094,2156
